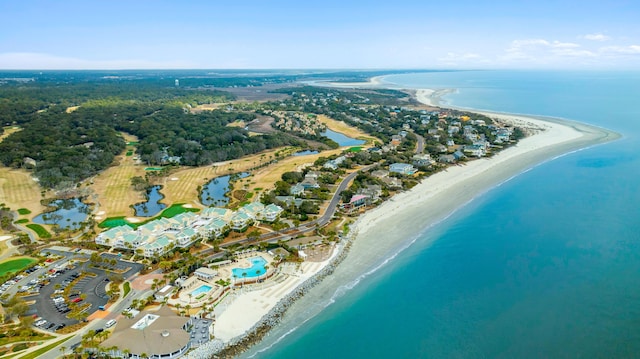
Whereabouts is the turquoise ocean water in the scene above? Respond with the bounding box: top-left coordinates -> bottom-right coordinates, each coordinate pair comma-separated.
250,71 -> 640,358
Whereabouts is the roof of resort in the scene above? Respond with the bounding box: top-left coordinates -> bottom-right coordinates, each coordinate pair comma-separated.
100,306 -> 190,357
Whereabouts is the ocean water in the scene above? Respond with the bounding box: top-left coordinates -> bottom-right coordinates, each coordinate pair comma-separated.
244,71 -> 640,358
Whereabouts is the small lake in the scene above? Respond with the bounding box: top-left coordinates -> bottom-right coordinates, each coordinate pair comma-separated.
321,129 -> 365,147
33,198 -> 89,230
133,185 -> 167,217
293,150 -> 319,156
200,172 -> 250,206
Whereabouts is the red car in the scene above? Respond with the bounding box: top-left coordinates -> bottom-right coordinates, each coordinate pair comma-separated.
72,298 -> 83,303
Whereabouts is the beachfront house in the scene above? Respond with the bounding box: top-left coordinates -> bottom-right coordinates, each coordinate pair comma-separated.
412,153 -> 434,167
463,144 -> 486,157
389,163 -> 417,175
357,185 -> 382,203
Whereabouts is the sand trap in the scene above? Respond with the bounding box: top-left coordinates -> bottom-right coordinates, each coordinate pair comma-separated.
126,217 -> 142,223
170,177 -> 179,181
182,204 -> 193,208
95,216 -> 103,220
96,211 -> 106,216
0,235 -> 12,241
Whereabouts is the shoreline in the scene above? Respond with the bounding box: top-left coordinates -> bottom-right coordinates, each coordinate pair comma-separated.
194,77 -> 620,358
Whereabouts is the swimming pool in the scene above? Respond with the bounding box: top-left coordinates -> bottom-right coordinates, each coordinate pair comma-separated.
191,285 -> 212,296
232,256 -> 268,279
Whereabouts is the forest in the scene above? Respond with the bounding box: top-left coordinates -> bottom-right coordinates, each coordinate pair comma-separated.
0,74 -> 306,189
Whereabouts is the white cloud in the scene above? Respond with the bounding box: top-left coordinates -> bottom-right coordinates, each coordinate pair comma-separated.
0,53 -> 195,69
582,33 -> 610,41
600,45 -> 640,55
501,38 -> 596,64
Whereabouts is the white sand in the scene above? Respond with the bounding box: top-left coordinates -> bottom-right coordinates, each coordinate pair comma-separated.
214,253 -> 336,342
171,177 -> 179,181
96,211 -> 106,216
0,235 -> 12,241
220,86 -> 620,356
182,204 -> 193,208
125,217 -> 142,223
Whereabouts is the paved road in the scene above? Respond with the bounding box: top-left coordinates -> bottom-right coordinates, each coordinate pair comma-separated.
199,163 -> 375,261
414,131 -> 425,154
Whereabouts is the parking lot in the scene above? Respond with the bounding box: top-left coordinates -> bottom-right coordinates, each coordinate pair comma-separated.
25,250 -> 143,333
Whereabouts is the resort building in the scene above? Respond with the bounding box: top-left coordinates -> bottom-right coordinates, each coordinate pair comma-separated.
154,285 -> 175,302
231,212 -> 253,231
100,306 -> 192,359
194,267 -> 218,282
389,163 -> 417,175
96,202 -> 282,256
261,203 -> 284,222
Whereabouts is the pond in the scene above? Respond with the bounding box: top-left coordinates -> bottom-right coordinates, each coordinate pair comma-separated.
321,129 -> 365,147
293,150 -> 319,156
33,198 -> 89,230
200,172 -> 250,206
133,185 -> 167,217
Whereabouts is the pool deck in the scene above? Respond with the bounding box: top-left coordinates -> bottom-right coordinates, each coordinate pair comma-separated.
169,252 -> 275,308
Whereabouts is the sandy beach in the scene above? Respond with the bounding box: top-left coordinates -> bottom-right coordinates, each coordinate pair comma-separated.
236,83 -> 619,357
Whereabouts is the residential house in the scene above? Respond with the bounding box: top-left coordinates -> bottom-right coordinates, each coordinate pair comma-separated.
357,185 -> 382,202
290,183 -> 305,196
371,169 -> 389,179
323,156 -> 346,170
439,154 -> 456,163
463,144 -> 486,157
381,176 -> 403,189
389,163 -> 417,175
412,154 -> 434,167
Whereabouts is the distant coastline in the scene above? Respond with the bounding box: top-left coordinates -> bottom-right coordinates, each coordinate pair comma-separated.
234,75 -> 620,358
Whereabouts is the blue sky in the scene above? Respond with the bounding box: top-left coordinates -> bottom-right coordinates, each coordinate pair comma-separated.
1,0 -> 639,69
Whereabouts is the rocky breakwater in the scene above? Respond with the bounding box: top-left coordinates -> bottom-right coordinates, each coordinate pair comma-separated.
185,234 -> 355,359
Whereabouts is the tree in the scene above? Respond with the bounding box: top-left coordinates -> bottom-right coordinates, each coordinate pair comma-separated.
246,230 -> 261,242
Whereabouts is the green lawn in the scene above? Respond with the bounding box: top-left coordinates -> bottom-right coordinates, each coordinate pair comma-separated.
0,257 -> 37,276
17,336 -> 72,359
14,218 -> 28,224
17,208 -> 31,215
25,224 -> 51,238
98,204 -> 199,229
123,281 -> 131,297
125,150 -> 134,156
158,203 -> 199,218
348,146 -> 363,152
99,216 -> 135,229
